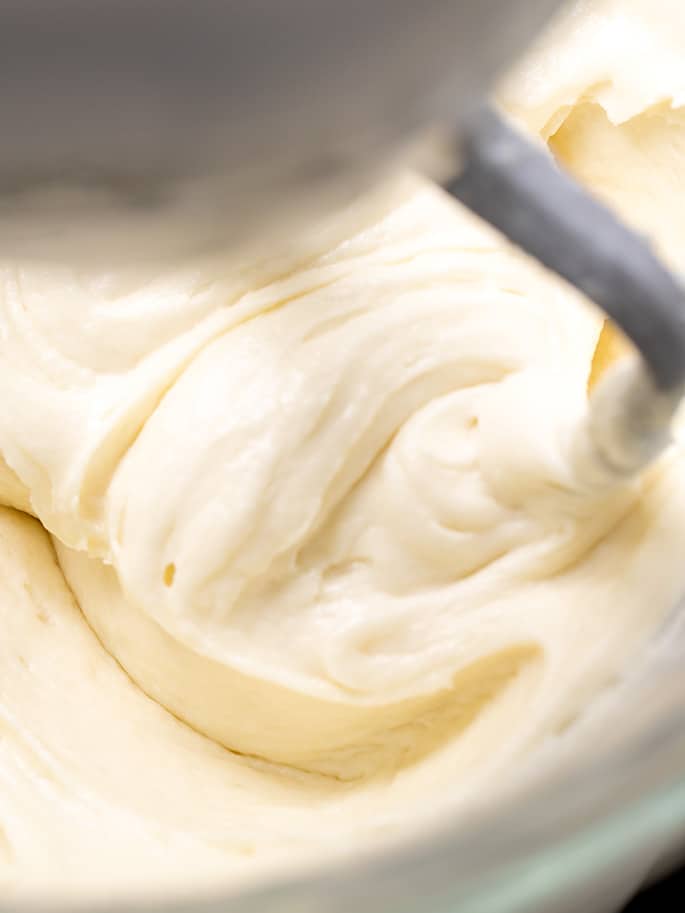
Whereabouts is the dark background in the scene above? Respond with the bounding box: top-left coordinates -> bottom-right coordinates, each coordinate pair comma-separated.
624,866 -> 685,909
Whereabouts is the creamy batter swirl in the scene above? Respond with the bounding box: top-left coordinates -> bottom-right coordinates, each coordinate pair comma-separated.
2,0 -> 685,899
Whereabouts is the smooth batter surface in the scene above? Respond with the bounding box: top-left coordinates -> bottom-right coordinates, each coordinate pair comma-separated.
2,0 -> 685,900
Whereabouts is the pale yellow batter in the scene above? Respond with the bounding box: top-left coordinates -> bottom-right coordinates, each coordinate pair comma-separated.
2,0 -> 685,901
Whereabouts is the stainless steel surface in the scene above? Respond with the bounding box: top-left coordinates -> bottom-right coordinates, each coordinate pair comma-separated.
0,0 -> 565,259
